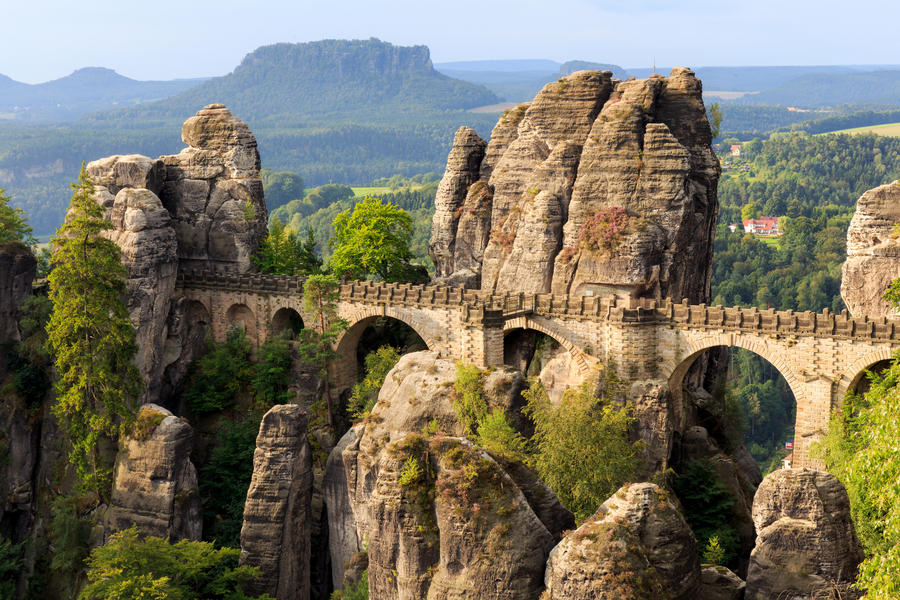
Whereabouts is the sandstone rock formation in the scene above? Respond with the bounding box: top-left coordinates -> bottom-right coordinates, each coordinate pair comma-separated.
107,404 -> 202,541
0,241 -> 36,347
841,180 -> 900,317
430,68 -> 719,303
327,351 -> 573,599
745,468 -> 863,600
698,565 -> 745,600
240,404 -> 313,600
543,482 -> 700,600
83,104 -> 268,404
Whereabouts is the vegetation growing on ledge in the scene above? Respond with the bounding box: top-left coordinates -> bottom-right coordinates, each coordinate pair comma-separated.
577,206 -> 629,255
347,345 -> 402,420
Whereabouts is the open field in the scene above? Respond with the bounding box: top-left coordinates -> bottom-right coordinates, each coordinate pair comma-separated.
827,122 -> 900,137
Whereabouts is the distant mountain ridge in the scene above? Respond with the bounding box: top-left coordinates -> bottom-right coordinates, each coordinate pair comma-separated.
0,67 -> 204,121
86,39 -> 501,126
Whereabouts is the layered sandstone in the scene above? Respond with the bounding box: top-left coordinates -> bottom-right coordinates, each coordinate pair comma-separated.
430,68 -> 719,303
744,468 -> 863,599
841,180 -> 900,317
84,104 -> 268,404
543,482 -> 701,600
327,351 -> 573,599
240,405 -> 313,600
107,404 -> 202,541
0,241 -> 36,346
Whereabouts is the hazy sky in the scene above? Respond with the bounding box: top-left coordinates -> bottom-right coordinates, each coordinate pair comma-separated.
2,0 -> 899,83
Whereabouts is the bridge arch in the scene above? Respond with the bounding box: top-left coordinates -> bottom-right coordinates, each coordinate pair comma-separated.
225,303 -> 257,340
271,307 -> 304,338
502,315 -> 594,377
332,306 -> 438,397
665,331 -> 806,410
836,347 -> 896,401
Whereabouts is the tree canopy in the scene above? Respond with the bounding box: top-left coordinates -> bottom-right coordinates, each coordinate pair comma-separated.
0,188 -> 35,245
329,196 -> 424,282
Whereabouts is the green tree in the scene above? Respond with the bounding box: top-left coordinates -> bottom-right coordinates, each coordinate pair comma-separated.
707,102 -> 723,140
47,165 -> 141,497
0,536 -> 22,600
299,274 -> 347,427
347,346 -> 402,419
253,220 -> 322,276
523,378 -> 641,523
80,526 -> 273,600
185,326 -> 253,414
820,355 -> 900,598
329,196 -> 424,282
0,188 -> 35,245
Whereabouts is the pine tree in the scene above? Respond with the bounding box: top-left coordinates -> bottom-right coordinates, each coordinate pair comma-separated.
47,164 -> 141,498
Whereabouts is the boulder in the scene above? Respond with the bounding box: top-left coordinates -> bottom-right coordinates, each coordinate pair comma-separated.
841,180 -> 900,317
745,468 -> 863,600
328,351 -> 571,599
240,404 -> 313,600
543,482 -> 701,600
107,404 -> 202,541
698,565 -> 745,600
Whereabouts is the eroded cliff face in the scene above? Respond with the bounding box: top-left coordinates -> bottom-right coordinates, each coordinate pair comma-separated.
83,104 -> 267,405
841,180 -> 900,317
327,351 -> 573,600
430,68 -> 719,302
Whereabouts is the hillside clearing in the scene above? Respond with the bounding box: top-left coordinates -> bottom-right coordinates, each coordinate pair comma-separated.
826,122 -> 900,137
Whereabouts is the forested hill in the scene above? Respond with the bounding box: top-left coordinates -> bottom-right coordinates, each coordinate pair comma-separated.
83,39 -> 501,127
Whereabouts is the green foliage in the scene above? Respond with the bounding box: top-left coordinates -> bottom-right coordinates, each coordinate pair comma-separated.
80,526 -> 273,600
261,169 -> 304,211
0,188 -> 36,244
820,355 -> 900,598
49,495 -> 92,583
4,299 -> 52,409
330,570 -> 368,600
298,274 -> 348,427
199,417 -> 261,548
523,379 -> 641,523
475,408 -> 528,462
883,276 -> 900,310
703,536 -> 726,565
398,456 -> 424,487
0,536 -> 22,600
330,196 -> 425,282
707,103 -> 723,139
347,346 -> 402,419
253,220 -> 322,276
47,165 -> 141,496
252,333 -> 294,409
452,364 -> 489,436
186,327 -> 253,414
672,459 -> 739,567
130,408 -> 168,441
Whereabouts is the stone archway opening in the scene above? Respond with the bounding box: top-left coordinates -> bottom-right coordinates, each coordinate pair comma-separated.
225,303 -> 256,340
503,327 -> 589,404
670,345 -> 797,474
848,358 -> 893,397
271,307 -> 304,339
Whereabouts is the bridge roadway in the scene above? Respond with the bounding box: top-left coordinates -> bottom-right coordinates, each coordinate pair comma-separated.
175,269 -> 900,468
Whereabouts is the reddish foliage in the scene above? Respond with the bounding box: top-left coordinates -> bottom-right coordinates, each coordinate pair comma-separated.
578,206 -> 629,253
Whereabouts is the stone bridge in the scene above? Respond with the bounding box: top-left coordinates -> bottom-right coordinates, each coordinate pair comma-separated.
175,270 -> 900,468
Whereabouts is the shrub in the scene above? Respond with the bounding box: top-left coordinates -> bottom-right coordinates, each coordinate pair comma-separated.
523,379 -> 640,523
49,495 -> 91,583
703,536 -> 726,565
80,526 -> 273,599
252,334 -> 294,408
330,570 -> 368,600
577,206 -> 629,254
347,346 -> 401,419
0,536 -> 22,600
476,408 -> 527,462
186,326 -> 253,414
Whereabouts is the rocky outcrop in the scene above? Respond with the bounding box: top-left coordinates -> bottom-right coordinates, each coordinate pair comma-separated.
83,104 -> 267,405
430,68 -> 719,303
107,404 -> 202,541
324,425 -> 363,589
0,241 -> 36,347
745,468 -> 863,600
841,180 -> 900,317
328,351 -> 573,599
240,404 -> 313,600
543,482 -> 701,600
698,565 -> 745,600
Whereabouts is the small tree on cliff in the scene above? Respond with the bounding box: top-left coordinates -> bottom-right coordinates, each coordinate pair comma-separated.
47,164 -> 141,498
0,188 -> 36,245
298,274 -> 347,427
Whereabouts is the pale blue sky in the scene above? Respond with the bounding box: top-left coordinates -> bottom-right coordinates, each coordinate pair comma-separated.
2,0 -> 898,83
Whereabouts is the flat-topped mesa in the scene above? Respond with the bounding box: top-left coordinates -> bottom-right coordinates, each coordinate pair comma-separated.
841,180 -> 900,318
429,67 -> 720,304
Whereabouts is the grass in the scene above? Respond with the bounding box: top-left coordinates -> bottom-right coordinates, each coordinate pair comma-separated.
351,183 -> 429,197
758,236 -> 781,249
825,122 -> 900,137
